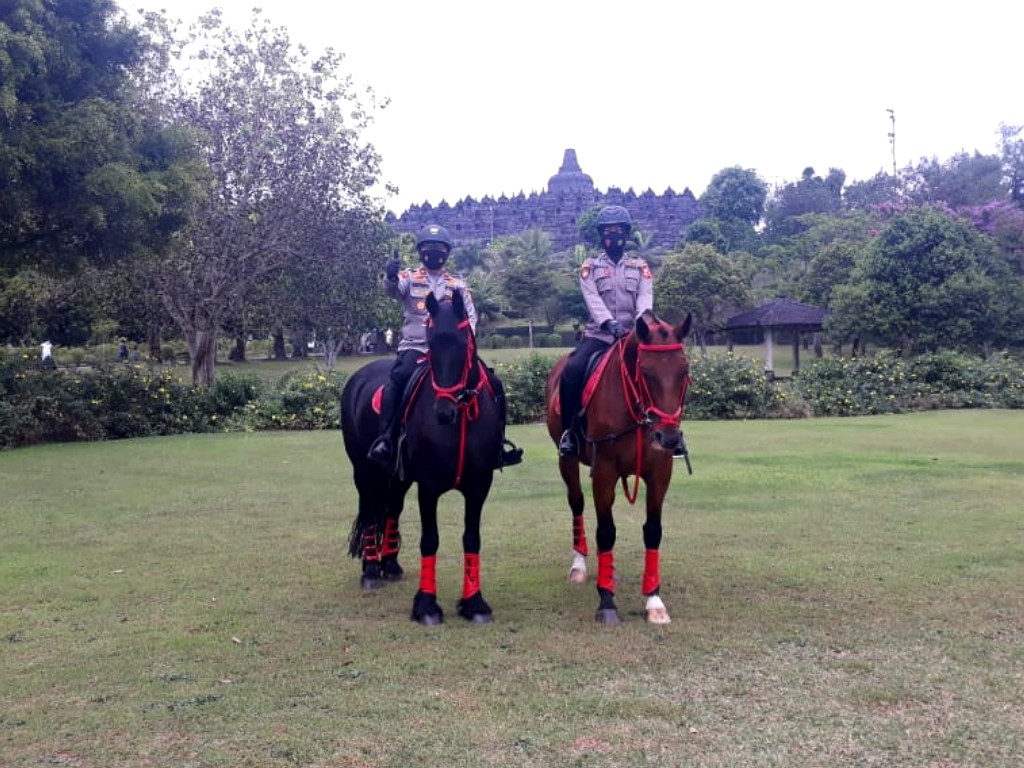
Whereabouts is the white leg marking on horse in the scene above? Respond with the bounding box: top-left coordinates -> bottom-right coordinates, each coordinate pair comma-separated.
568,551 -> 587,584
645,594 -> 671,624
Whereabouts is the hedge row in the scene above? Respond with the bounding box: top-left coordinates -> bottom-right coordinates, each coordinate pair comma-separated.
2,350 -> 1022,450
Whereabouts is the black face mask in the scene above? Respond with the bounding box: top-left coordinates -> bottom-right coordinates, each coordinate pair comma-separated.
420,248 -> 448,270
602,237 -> 626,262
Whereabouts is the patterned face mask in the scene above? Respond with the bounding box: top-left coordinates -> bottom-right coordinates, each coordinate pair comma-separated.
601,227 -> 626,261
419,246 -> 448,270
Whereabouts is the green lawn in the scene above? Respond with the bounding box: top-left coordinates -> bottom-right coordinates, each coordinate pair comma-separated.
3,411 -> 1021,767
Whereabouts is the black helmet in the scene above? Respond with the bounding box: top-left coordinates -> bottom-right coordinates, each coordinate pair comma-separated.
415,223 -> 454,252
595,205 -> 632,234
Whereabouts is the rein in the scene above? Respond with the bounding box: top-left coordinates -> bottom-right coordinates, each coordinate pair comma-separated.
427,318 -> 485,488
590,334 -> 691,504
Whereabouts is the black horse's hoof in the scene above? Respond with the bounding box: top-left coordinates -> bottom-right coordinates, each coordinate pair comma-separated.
595,608 -> 622,625
457,594 -> 493,623
360,575 -> 382,592
411,591 -> 444,625
381,559 -> 405,581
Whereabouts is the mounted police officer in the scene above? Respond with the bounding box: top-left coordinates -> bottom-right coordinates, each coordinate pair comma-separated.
367,223 -> 523,469
557,205 -> 654,456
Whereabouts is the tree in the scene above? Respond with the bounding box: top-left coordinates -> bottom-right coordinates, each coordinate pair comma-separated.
138,9 -> 385,385
903,152 -> 1003,208
0,0 -> 187,275
764,166 -> 845,240
829,206 -> 1024,353
1000,123 -> 1024,205
496,230 -> 558,346
699,166 -> 768,225
653,243 -> 750,353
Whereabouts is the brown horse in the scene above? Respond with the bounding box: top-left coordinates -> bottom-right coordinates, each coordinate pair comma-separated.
545,310 -> 692,624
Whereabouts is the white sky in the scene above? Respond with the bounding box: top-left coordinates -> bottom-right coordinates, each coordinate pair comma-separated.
119,1 -> 1023,216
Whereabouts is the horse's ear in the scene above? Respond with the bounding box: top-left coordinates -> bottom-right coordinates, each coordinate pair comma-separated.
635,314 -> 651,342
452,288 -> 466,319
426,292 -> 440,317
676,312 -> 693,342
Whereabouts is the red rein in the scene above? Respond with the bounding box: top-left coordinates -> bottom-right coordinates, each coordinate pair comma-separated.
616,335 -> 691,504
428,319 -> 481,488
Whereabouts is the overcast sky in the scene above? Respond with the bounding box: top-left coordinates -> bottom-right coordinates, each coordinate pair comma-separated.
119,1 -> 1023,215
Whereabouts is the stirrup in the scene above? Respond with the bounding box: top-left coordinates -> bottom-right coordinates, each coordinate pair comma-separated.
367,435 -> 392,466
558,429 -> 578,457
500,439 -> 523,467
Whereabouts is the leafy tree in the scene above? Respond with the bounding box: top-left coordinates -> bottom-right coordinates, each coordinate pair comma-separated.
0,0 -> 187,274
653,243 -> 750,352
1000,123 -> 1024,205
682,218 -> 727,252
844,170 -> 900,211
699,166 -> 768,225
903,152 -> 1003,208
138,9 -> 385,386
829,206 -> 1024,353
496,230 -> 558,345
764,166 -> 845,240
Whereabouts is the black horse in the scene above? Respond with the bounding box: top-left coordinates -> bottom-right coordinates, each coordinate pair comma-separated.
340,289 -> 501,625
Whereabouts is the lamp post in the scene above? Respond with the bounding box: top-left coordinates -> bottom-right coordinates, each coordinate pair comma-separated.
886,108 -> 897,176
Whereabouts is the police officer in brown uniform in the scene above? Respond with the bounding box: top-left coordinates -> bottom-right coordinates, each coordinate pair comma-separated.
558,205 -> 654,456
368,223 -> 523,469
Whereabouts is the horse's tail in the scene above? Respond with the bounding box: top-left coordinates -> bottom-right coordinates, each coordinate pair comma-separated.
347,515 -> 364,558
347,501 -> 386,559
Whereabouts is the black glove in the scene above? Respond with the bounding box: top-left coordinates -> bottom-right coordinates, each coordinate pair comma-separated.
385,258 -> 401,281
603,319 -> 626,340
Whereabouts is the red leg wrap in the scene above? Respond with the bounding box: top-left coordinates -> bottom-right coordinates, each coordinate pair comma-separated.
642,549 -> 660,596
572,515 -> 589,556
361,529 -> 379,562
462,553 -> 481,600
597,551 -> 615,593
381,518 -> 401,557
419,555 -> 437,595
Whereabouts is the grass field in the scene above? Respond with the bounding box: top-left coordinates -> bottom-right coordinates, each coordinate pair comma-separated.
2,411 -> 1022,767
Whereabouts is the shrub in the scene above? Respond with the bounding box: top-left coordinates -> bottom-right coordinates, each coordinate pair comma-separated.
507,336 -> 524,349
231,369 -> 346,431
796,351 -> 916,416
493,352 -> 558,424
486,334 -> 506,350
685,353 -> 788,419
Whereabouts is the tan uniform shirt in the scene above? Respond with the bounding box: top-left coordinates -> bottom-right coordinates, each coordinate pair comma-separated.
579,253 -> 654,342
384,266 -> 477,353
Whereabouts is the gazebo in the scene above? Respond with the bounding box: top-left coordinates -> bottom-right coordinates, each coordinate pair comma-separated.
724,298 -> 829,376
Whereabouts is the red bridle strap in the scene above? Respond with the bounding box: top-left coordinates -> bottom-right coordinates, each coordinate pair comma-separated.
427,318 -> 479,488
615,336 -> 690,504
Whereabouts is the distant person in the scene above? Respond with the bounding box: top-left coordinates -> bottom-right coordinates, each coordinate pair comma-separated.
367,224 -> 522,470
118,338 -> 129,363
383,327 -> 393,352
557,205 -> 654,457
40,340 -> 55,369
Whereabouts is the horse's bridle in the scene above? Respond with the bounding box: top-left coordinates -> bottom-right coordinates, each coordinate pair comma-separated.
591,335 -> 691,504
427,318 -> 486,487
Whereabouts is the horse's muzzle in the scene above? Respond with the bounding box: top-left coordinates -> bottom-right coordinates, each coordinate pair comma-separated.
650,426 -> 682,453
434,399 -> 458,425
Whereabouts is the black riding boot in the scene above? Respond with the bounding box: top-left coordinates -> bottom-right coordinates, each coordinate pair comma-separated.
558,382 -> 580,457
367,385 -> 399,468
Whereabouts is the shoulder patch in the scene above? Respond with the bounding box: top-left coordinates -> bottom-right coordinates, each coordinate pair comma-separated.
642,264 -> 652,279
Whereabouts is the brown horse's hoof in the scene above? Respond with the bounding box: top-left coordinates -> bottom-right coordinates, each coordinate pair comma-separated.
595,608 -> 622,625
416,613 -> 443,626
568,568 -> 587,585
468,612 -> 493,624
